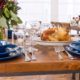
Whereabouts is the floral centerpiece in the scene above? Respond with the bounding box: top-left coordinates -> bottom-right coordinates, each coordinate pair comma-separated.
0,0 -> 22,39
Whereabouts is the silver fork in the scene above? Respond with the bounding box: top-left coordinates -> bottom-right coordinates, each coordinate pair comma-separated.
64,49 -> 74,60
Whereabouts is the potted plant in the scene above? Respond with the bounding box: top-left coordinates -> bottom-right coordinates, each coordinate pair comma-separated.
0,0 -> 22,39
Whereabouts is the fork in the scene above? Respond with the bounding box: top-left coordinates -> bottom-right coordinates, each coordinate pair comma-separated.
64,50 -> 74,60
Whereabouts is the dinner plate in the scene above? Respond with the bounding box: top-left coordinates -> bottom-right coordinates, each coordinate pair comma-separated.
69,40 -> 80,51
0,42 -> 22,61
0,50 -> 22,61
0,40 -> 10,53
65,46 -> 80,57
69,44 -> 80,52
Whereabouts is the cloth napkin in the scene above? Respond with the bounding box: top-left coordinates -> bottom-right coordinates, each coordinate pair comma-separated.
6,46 -> 23,56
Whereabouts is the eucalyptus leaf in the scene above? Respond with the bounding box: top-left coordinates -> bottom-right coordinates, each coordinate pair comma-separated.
0,16 -> 7,28
10,11 -> 22,24
3,7 -> 11,19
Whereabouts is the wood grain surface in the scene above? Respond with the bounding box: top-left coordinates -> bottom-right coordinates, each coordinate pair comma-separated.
0,45 -> 80,74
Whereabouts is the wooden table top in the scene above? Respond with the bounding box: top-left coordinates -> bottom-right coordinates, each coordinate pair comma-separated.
0,45 -> 80,74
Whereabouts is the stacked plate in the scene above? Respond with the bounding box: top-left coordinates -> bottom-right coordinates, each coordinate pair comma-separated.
0,40 -> 22,61
65,40 -> 80,57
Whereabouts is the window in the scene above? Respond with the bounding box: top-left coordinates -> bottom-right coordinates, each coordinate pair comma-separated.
18,0 -> 51,23
59,0 -> 80,22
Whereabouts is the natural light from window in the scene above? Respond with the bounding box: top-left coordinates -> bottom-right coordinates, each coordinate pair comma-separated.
17,0 -> 80,23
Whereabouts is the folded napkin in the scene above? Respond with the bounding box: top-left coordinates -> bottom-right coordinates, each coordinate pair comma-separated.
6,46 -> 23,56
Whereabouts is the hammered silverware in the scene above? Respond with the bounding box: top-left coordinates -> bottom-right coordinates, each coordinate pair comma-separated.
59,46 -> 75,60
64,50 -> 74,60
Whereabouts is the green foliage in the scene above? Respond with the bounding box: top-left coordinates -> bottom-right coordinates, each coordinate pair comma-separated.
0,0 -> 22,29
0,16 -> 7,28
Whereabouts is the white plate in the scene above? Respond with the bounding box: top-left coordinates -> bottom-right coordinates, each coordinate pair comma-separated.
34,37 -> 72,46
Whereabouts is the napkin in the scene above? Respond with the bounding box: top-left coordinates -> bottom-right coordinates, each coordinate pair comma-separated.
6,46 -> 23,56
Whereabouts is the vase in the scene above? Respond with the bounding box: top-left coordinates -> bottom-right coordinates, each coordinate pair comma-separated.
8,29 -> 17,40
8,29 -> 12,39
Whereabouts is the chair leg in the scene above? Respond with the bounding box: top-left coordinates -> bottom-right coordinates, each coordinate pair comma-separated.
72,73 -> 76,80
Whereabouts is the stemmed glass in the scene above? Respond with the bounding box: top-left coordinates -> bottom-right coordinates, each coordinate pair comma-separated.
13,25 -> 31,61
25,21 -> 40,60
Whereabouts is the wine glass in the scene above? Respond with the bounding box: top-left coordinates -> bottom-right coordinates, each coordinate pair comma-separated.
13,25 -> 31,61
25,21 -> 40,60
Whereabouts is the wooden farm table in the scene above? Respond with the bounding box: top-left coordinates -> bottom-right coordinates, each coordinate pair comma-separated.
0,45 -> 80,80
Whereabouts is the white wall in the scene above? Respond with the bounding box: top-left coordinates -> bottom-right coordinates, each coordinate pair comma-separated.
58,0 -> 73,22
18,0 -> 51,23
73,0 -> 80,16
51,0 -> 58,21
18,0 -> 80,23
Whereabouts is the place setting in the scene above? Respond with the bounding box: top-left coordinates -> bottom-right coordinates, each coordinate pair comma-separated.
64,40 -> 80,59
0,40 -> 23,61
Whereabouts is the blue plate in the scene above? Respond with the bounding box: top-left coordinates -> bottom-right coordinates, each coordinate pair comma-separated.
69,43 -> 80,52
0,41 -> 22,60
65,46 -> 80,57
0,43 -> 17,57
72,40 -> 80,44
0,40 -> 10,53
0,51 -> 10,57
0,51 -> 22,61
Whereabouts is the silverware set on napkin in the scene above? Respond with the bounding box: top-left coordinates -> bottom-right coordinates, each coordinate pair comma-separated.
19,46 -> 38,62
54,46 -> 75,60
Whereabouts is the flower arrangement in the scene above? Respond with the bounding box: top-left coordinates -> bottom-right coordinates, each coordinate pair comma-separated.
0,0 -> 22,29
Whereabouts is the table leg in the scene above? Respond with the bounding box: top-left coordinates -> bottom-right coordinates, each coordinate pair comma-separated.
72,73 -> 76,80
78,73 -> 80,80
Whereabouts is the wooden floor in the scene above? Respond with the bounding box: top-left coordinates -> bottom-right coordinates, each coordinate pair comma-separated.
0,74 -> 78,80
